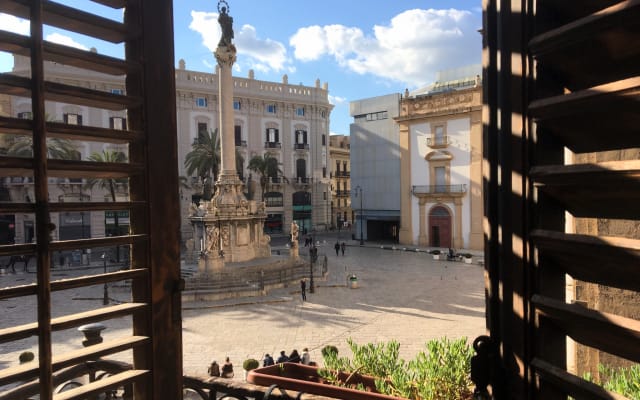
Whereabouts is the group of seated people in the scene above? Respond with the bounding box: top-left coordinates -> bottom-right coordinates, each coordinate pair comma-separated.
263,348 -> 311,367
207,356 -> 234,378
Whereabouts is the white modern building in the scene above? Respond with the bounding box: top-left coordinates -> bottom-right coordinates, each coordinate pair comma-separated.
349,94 -> 401,243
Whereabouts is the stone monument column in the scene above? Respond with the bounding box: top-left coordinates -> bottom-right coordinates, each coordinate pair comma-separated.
216,3 -> 236,178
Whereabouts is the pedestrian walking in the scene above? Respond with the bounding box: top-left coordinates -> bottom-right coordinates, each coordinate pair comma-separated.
334,241 -> 340,256
300,279 -> 307,301
341,242 -> 346,256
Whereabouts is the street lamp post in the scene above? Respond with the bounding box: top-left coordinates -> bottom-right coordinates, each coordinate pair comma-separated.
355,186 -> 364,245
101,253 -> 109,305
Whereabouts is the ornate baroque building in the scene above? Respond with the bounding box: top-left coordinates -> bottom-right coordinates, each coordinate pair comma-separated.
396,69 -> 483,250
2,56 -> 333,248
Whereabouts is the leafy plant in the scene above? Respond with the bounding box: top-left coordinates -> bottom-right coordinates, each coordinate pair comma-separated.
321,345 -> 338,359
583,364 -> 640,399
429,250 -> 441,255
243,358 -> 259,371
319,337 -> 473,400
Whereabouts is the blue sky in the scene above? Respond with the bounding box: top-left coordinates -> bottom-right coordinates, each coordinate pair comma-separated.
0,0 -> 482,135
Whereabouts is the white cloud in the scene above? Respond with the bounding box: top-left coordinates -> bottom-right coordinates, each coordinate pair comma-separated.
0,13 -> 30,35
289,8 -> 480,88
329,94 -> 347,105
189,11 -> 290,73
45,33 -> 89,50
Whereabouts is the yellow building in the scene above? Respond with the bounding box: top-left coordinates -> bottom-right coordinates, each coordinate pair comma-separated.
396,69 -> 483,250
329,134 -> 351,229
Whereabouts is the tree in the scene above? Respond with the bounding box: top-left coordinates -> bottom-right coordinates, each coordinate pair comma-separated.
247,152 -> 287,201
4,113 -> 79,159
84,150 -> 128,261
184,128 -> 246,200
184,129 -> 220,200
6,136 -> 79,159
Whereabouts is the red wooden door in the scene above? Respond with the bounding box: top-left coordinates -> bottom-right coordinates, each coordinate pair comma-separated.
429,206 -> 451,248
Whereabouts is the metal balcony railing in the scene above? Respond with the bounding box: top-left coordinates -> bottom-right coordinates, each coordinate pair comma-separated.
264,141 -> 281,149
293,143 -> 309,150
235,139 -> 247,147
412,184 -> 467,194
426,136 -> 450,147
292,177 -> 311,184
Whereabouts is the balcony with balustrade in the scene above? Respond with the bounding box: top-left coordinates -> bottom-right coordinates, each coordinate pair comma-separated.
264,141 -> 281,149
426,135 -> 450,149
412,184 -> 466,199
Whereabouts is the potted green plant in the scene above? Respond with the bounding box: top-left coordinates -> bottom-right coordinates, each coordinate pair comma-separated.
247,337 -> 474,400
463,253 -> 473,264
243,358 -> 259,381
430,249 -> 441,260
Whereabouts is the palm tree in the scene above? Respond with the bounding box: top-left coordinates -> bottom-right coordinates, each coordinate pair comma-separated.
6,136 -> 79,159
184,128 -> 246,200
247,152 -> 287,201
4,113 -> 79,159
84,149 -> 128,261
184,129 -> 220,201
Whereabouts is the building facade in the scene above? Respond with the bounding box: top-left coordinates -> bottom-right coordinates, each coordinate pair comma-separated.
329,134 -> 351,230
349,94 -> 401,243
2,56 -> 333,248
396,70 -> 483,250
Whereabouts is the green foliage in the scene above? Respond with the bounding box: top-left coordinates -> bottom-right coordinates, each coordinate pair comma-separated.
319,337 -> 473,400
584,364 -> 640,399
247,152 -> 287,200
243,358 -> 259,371
321,345 -> 338,359
84,150 -> 128,202
429,250 -> 440,255
19,351 -> 34,363
184,129 -> 221,182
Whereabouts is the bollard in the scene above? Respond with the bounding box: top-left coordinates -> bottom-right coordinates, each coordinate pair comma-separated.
78,323 -> 106,347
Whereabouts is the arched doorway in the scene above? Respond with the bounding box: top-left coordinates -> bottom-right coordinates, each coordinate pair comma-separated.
428,205 -> 452,248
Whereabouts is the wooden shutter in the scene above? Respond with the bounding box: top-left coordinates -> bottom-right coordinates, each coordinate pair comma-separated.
483,1 -> 640,399
0,1 -> 181,399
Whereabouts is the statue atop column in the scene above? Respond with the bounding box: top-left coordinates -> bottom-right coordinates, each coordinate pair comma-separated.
218,1 -> 234,48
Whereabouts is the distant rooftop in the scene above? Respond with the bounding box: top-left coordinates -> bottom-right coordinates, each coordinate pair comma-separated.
409,64 -> 482,97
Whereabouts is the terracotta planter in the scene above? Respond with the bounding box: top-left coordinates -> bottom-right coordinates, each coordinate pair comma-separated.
247,362 -> 403,400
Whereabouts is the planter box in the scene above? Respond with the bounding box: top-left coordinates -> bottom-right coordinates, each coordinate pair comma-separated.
433,254 -> 440,260
247,362 -> 403,400
464,257 -> 473,264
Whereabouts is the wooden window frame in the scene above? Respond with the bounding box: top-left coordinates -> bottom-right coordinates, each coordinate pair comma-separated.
0,1 -> 182,399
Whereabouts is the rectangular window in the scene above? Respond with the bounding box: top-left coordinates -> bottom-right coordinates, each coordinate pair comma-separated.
323,191 -> 327,201
296,130 -> 307,144
296,107 -> 305,116
110,117 -> 127,130
111,88 -> 124,95
267,128 -> 279,143
64,113 -> 82,125
266,104 -> 277,114
17,111 -> 32,119
196,97 -> 207,107
195,122 -> 208,144
234,125 -> 242,146
233,100 -> 241,110
322,134 -> 326,146
323,167 -> 326,178
435,166 -> 446,191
